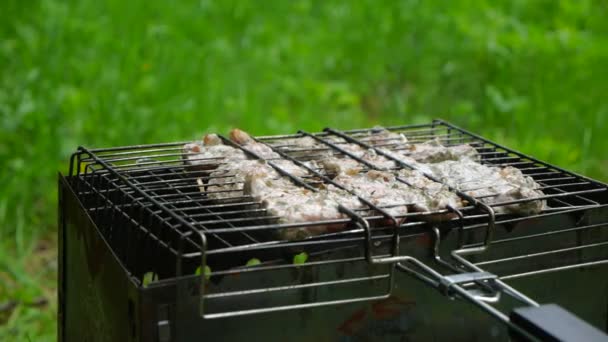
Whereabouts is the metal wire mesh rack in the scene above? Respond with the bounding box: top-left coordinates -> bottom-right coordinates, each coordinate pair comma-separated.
63,119 -> 608,340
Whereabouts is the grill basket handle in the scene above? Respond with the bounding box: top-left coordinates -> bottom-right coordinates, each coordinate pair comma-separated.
395,262 -> 608,342
509,304 -> 608,342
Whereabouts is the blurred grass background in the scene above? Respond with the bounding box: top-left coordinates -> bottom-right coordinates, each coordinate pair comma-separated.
1,0 -> 607,339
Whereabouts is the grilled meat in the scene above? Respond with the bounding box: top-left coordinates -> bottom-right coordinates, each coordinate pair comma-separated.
204,130 -> 362,240
207,158 -> 315,201
355,127 -> 408,147
332,170 -> 414,220
244,167 -> 363,240
207,159 -> 267,200
319,148 -> 396,177
397,169 -> 464,213
268,129 -> 405,163
182,134 -> 245,171
183,128 -> 545,242
206,130 -> 313,200
395,138 -> 479,163
329,165 -> 462,220
422,159 -> 546,215
273,132 -> 480,176
377,147 -> 545,215
271,129 -> 477,164
230,128 -> 278,158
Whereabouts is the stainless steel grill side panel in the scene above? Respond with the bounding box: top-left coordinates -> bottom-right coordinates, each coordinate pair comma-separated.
59,176 -> 138,342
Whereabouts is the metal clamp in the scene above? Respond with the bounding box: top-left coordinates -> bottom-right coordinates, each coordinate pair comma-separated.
338,205 -> 403,265
438,271 -> 497,294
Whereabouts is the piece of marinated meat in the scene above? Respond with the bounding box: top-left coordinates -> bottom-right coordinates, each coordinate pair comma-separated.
338,145 -> 398,170
319,158 -> 362,178
184,129 -> 280,170
332,170 -> 414,220
366,145 -> 543,216
323,158 -> 462,220
230,128 -> 278,158
206,129 -> 314,200
319,148 -> 397,177
207,159 -> 269,200
269,135 -> 345,162
315,149 -> 463,221
333,130 -> 477,165
206,158 -> 316,200
355,128 -> 408,147
267,129 -> 406,163
230,129 -> 321,174
230,130 -> 419,238
397,169 -> 464,214
393,138 -> 479,163
182,133 -> 246,171
183,132 -> 265,199
244,167 -> 363,240
273,128 -> 404,150
270,131 -> 479,173
184,128 -> 546,245
270,135 -> 344,150
424,160 -> 545,215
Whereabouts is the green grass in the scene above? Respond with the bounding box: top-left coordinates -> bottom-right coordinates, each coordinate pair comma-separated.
1,0 -> 607,339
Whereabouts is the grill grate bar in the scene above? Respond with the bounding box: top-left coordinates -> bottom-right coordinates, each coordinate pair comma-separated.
481,161 -> 535,167
460,183 -> 600,207
459,181 -> 592,194
116,168 -> 321,185
204,274 -> 389,299
85,146 -> 185,159
87,141 -> 188,153
255,125 -> 441,141
501,260 -> 608,280
464,205 -> 608,232
207,254 -> 373,273
537,176 -> 578,182
90,151 -> 206,164
185,208 -> 269,219
169,200 -> 260,210
536,180 -> 600,206
475,241 -> 608,267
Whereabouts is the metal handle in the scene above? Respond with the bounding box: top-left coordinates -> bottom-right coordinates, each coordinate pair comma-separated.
394,261 -> 542,340
392,230 -> 608,342
510,304 -> 608,342
396,256 -> 608,341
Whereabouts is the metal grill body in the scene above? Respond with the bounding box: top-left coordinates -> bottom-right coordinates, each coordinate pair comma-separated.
59,120 -> 608,341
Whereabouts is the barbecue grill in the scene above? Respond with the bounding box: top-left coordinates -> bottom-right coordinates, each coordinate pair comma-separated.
58,119 -> 608,341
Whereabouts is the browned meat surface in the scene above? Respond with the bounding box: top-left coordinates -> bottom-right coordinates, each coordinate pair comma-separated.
420,160 -> 546,215
244,167 -> 363,240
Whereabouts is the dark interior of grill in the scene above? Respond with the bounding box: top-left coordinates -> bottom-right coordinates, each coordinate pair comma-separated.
67,120 -> 608,288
